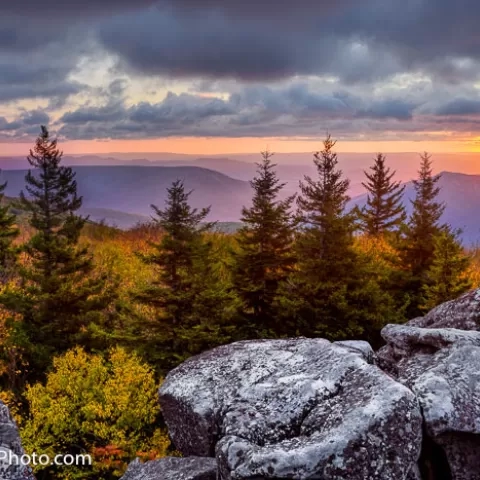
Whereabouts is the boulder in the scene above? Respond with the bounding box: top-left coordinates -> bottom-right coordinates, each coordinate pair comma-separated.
408,289 -> 480,331
378,315 -> 480,479
120,457 -> 216,480
160,338 -> 423,480
399,342 -> 480,480
0,401 -> 35,480
377,323 -> 480,376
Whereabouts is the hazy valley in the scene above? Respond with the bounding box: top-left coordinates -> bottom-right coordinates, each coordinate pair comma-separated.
1,155 -> 480,244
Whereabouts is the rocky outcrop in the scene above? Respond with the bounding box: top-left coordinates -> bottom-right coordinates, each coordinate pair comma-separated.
407,289 -> 480,331
377,289 -> 480,479
159,338 -> 423,479
121,457 -> 216,480
0,401 -> 35,480
121,289 -> 480,480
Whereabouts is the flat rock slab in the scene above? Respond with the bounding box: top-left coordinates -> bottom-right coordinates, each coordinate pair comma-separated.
160,338 -> 422,480
0,401 -> 35,480
120,457 -> 216,480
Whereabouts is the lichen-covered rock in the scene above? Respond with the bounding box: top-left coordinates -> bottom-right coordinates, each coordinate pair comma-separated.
377,323 -> 480,376
0,401 -> 35,480
378,301 -> 480,480
160,338 -> 423,480
408,288 -> 480,330
397,343 -> 480,480
383,324 -> 480,351
333,340 -> 375,363
120,457 -> 216,480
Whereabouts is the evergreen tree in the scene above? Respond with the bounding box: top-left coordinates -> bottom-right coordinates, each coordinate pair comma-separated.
288,135 -> 398,341
356,153 -> 406,236
0,126 -> 112,379
398,152 -> 445,316
135,180 -> 235,371
232,151 -> 297,336
0,176 -> 19,280
421,229 -> 472,311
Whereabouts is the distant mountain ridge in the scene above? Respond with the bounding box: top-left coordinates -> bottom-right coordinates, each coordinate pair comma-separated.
2,165 -> 480,243
0,166 -> 252,223
2,152 -> 480,201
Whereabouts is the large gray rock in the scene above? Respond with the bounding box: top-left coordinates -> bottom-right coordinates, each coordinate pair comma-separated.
378,317 -> 480,479
160,338 -> 423,480
408,288 -> 480,330
377,322 -> 480,376
0,401 -> 35,480
120,457 -> 216,480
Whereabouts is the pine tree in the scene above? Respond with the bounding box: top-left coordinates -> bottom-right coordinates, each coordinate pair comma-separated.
289,135 -> 398,341
0,126 -> 112,378
0,176 -> 19,280
421,229 -> 472,311
232,151 -> 296,336
136,180 -> 235,371
398,152 -> 445,316
356,153 -> 406,236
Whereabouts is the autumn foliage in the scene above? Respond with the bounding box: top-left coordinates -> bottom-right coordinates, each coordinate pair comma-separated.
0,127 -> 477,479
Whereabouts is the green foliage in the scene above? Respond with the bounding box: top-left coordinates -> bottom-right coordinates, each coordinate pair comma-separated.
21,346 -> 170,480
285,135 -> 401,342
0,127 -> 115,383
0,130 -> 476,479
356,153 -> 406,236
421,229 -> 472,311
0,178 -> 19,280
135,180 -> 237,372
398,152 -> 446,317
232,151 -> 297,336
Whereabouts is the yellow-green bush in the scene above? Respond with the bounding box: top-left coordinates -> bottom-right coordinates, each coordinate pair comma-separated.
21,346 -> 170,480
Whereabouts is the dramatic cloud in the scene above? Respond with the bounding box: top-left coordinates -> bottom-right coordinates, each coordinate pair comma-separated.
55,83 -> 424,140
0,109 -> 50,140
95,0 -> 480,84
2,0 -> 480,143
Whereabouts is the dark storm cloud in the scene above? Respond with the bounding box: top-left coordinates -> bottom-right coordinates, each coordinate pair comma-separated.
3,0 -> 480,141
433,98 -> 480,116
4,0 -> 480,85
0,13 -> 92,102
0,1 -> 157,17
93,0 -> 480,84
355,100 -> 417,121
0,50 -> 85,102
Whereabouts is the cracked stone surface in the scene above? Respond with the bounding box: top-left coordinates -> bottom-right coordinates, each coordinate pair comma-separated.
120,457 -> 216,480
378,289 -> 480,480
159,338 -> 423,479
408,289 -> 480,331
0,401 -> 35,480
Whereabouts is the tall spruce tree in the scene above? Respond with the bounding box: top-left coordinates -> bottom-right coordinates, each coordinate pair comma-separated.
232,151 -> 296,336
0,126 -> 112,378
289,135 -> 398,341
0,176 -> 19,280
420,229 -> 472,312
399,152 -> 445,316
356,153 -> 406,236
136,180 -> 235,371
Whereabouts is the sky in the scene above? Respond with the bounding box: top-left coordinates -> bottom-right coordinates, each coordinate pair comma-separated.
2,0 -> 480,157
